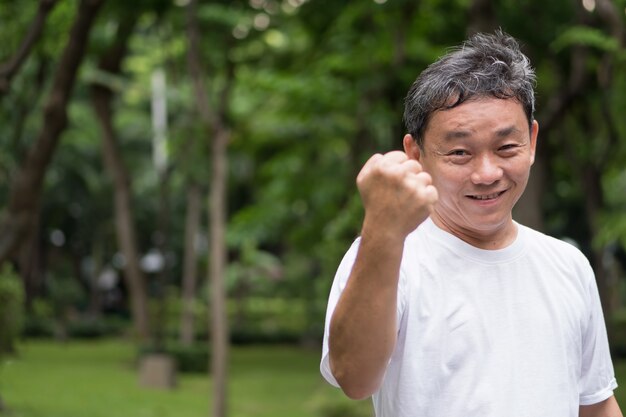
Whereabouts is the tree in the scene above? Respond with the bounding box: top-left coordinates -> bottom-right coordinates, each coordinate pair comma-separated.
90,10 -> 151,342
0,0 -> 106,266
185,1 -> 235,415
0,0 -> 59,97
179,183 -> 202,345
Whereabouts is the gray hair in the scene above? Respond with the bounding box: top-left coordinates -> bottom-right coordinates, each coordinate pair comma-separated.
403,30 -> 536,148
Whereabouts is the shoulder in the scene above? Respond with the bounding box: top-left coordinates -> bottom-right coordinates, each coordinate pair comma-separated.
522,225 -> 585,256
520,224 -> 594,277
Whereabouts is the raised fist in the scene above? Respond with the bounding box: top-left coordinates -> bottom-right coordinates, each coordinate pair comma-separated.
357,151 -> 438,239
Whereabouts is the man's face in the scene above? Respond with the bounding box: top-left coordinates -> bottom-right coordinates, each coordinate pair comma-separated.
404,97 -> 538,246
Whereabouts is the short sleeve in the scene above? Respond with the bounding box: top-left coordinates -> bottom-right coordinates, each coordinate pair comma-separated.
578,259 -> 618,405
320,238 -> 361,387
319,238 -> 410,388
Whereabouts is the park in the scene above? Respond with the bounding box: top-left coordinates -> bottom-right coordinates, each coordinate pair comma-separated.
1,0 -> 625,416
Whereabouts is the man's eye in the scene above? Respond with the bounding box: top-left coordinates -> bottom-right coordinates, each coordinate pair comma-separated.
499,144 -> 518,151
449,150 -> 468,156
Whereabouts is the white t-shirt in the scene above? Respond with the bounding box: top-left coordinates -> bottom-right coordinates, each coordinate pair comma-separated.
321,218 -> 617,417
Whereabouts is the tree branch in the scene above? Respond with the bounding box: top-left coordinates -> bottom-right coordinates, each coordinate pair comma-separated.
0,0 -> 59,97
595,0 -> 624,157
185,0 -> 220,130
0,0 -> 106,265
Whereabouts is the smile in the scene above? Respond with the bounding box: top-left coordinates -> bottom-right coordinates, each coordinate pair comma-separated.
467,190 -> 506,200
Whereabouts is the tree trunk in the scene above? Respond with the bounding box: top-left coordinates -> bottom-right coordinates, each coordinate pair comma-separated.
91,89 -> 150,342
0,0 -> 106,266
512,146 -> 546,231
185,1 -> 233,415
209,129 -> 229,417
466,0 -> 497,35
153,173 -> 171,349
17,210 -> 44,312
150,67 -> 172,350
90,14 -> 150,342
180,183 -> 202,346
88,229 -> 105,317
580,164 -> 615,339
0,0 -> 59,97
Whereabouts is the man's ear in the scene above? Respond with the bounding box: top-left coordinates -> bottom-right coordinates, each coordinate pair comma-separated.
403,134 -> 421,161
529,120 -> 539,165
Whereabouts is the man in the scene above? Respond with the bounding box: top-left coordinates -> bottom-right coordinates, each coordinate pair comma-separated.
320,31 -> 622,417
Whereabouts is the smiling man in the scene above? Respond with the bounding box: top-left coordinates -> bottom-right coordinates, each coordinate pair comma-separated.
320,31 -> 622,417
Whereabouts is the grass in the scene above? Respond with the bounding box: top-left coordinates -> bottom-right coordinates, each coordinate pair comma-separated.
0,340 -> 371,417
616,360 -> 626,406
1,340 -> 625,417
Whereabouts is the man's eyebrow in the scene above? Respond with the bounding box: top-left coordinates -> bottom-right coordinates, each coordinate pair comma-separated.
443,130 -> 472,140
495,126 -> 521,137
442,126 -> 522,140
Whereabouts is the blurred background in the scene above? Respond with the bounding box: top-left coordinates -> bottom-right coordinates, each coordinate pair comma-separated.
0,0 -> 625,416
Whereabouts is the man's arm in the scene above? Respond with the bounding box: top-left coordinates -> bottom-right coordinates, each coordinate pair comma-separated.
328,150 -> 437,400
329,226 -> 404,399
579,396 -> 623,417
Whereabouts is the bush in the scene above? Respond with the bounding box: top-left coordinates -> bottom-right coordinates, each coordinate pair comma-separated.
0,264 -> 25,354
21,298 -> 55,338
230,326 -> 301,345
22,316 -> 56,338
67,316 -> 128,339
22,297 -> 129,340
140,342 -> 210,374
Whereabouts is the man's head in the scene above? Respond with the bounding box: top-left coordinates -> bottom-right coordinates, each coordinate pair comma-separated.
403,30 -> 536,149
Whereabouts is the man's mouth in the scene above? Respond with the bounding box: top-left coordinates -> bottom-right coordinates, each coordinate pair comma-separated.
467,190 -> 506,200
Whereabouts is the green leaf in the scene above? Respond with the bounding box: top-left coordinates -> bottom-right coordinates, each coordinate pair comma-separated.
551,26 -> 620,53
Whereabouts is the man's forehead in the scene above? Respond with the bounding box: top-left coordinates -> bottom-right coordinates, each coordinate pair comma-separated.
442,125 -> 523,140
422,98 -> 529,141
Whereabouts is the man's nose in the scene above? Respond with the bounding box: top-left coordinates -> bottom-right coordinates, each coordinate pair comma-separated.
470,154 -> 503,185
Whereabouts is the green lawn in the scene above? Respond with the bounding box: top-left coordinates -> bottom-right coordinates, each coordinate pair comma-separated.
0,340 -> 371,417
616,360 -> 626,406
1,340 -> 625,417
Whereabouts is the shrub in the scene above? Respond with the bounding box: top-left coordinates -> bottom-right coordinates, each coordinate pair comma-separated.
0,264 -> 25,354
22,316 -> 56,338
67,316 -> 128,339
229,326 -> 301,345
22,298 -> 55,339
166,343 -> 210,373
139,342 -> 210,374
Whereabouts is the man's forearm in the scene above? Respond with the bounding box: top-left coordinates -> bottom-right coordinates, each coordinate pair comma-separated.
328,229 -> 404,400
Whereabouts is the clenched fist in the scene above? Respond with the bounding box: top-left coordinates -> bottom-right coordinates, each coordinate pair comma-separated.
357,151 -> 438,240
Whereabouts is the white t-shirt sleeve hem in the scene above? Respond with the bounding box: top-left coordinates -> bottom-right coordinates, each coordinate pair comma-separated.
320,353 -> 340,387
579,378 -> 618,405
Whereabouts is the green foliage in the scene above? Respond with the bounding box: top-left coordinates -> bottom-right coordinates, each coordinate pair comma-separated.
551,26 -> 620,53
226,239 -> 282,293
47,275 -> 84,316
596,170 -> 626,250
612,309 -> 626,358
0,264 -> 24,355
22,298 -> 55,339
65,316 -> 128,339
1,0 -> 625,354
23,298 -> 127,340
0,2 -> 36,62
